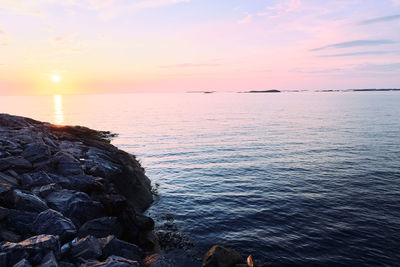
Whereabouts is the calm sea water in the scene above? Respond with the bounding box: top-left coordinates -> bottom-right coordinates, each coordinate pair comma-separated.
1,92 -> 400,266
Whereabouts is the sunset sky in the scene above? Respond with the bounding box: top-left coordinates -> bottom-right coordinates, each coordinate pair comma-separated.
0,0 -> 399,95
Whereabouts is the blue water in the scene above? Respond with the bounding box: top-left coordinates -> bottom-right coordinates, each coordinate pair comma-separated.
1,92 -> 400,265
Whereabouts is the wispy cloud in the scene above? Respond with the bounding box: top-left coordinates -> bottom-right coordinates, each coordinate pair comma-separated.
360,14 -> 400,25
258,0 -> 302,18
357,62 -> 400,72
312,39 -> 396,51
319,51 -> 391,57
160,63 -> 221,68
238,14 -> 253,24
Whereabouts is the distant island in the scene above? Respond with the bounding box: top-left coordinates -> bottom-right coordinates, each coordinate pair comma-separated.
240,90 -> 281,93
186,91 -> 215,94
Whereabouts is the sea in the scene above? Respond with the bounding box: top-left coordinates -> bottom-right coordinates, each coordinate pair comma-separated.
1,91 -> 400,266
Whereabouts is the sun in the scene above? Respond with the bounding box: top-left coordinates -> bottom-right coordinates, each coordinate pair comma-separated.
51,75 -> 61,83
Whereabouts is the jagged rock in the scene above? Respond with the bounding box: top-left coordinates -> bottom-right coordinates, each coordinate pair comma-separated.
94,193 -> 126,216
82,255 -> 140,267
99,235 -> 142,261
33,209 -> 77,243
38,251 -> 59,267
13,258 -> 32,267
54,152 -> 83,176
65,174 -> 104,193
202,245 -> 243,267
32,183 -> 62,198
0,227 -> 21,242
78,217 -> 122,238
12,189 -> 48,212
7,209 -> 38,237
0,172 -> 19,186
0,206 -> 9,220
70,235 -> 102,260
143,254 -> 175,267
0,156 -> 32,173
0,234 -> 60,266
22,143 -> 51,164
20,171 -> 53,188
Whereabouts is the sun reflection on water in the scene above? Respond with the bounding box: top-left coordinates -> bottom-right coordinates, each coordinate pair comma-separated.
53,94 -> 64,125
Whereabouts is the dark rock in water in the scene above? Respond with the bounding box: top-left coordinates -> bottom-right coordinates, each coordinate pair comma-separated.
82,255 -> 139,267
0,206 -> 9,220
37,251 -> 59,267
33,209 -> 77,243
32,183 -> 62,198
0,156 -> 32,172
20,171 -> 53,188
70,235 -> 102,260
137,231 -> 160,252
78,217 -> 122,239
12,189 -> 48,212
0,234 -> 60,266
99,235 -> 142,262
119,206 -> 140,242
13,258 -> 33,267
134,214 -> 155,231
202,245 -> 243,267
7,209 -> 38,237
53,152 -> 83,176
22,143 -> 51,164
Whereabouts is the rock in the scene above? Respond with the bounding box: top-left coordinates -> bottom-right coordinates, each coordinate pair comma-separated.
70,235 -> 102,260
0,172 -> 19,186
119,206 -> 139,242
99,235 -> 142,262
45,189 -> 79,214
54,152 -> 83,176
33,209 -> 77,243
0,227 -> 22,242
13,258 -> 33,267
0,206 -> 9,220
32,183 -> 62,198
0,234 -> 60,266
65,174 -> 104,193
0,156 -> 32,172
202,245 -> 243,267
7,209 -> 38,237
38,251 -> 59,267
0,252 -> 7,266
78,217 -> 122,238
20,171 -> 53,188
22,143 -> 51,164
12,189 -> 48,212
137,231 -> 160,252
82,255 -> 139,267
143,254 -> 175,267
58,261 -> 75,267
94,193 -> 126,216
133,214 -> 154,231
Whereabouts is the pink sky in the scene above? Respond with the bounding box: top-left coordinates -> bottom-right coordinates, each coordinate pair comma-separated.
0,0 -> 399,95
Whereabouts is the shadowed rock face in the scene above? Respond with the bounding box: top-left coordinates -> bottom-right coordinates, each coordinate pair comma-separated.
0,113 -> 155,266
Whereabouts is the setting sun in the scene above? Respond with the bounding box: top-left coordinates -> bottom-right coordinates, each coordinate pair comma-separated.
51,75 -> 61,83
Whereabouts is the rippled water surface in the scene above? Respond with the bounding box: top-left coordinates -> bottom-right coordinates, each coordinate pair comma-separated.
1,92 -> 400,265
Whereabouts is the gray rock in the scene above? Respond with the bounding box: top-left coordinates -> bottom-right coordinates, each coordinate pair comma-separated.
7,209 -> 38,237
202,245 -> 243,267
99,235 -> 142,261
33,209 -> 77,243
32,183 -> 62,198
13,258 -> 33,267
0,156 -> 32,172
20,171 -> 53,188
12,189 -> 48,212
70,235 -> 102,260
81,255 -> 139,267
65,174 -> 104,193
54,152 -> 83,176
0,171 -> 19,186
78,217 -> 122,238
38,251 -> 59,267
22,143 -> 51,164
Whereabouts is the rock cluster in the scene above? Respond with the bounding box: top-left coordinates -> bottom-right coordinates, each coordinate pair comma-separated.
0,114 -> 162,266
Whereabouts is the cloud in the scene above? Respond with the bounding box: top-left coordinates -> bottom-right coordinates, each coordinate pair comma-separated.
238,14 -> 253,24
357,62 -> 400,72
258,0 -> 302,18
360,14 -> 400,25
160,63 -> 221,68
312,39 -> 396,51
319,51 -> 391,57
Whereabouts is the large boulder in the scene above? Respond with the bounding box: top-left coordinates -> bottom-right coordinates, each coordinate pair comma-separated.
33,209 -> 77,243
53,152 -> 83,176
37,251 -> 59,267
78,217 -> 122,239
0,156 -> 32,173
20,171 -> 53,188
22,143 -> 51,164
70,235 -> 102,260
12,189 -> 48,213
6,209 -> 38,237
0,234 -> 60,266
202,245 -> 243,267
99,235 -> 142,262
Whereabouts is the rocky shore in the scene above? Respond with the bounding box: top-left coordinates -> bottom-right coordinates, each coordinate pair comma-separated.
0,113 -> 252,267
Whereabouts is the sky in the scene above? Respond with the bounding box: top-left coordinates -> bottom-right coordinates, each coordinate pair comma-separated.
0,0 -> 399,95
